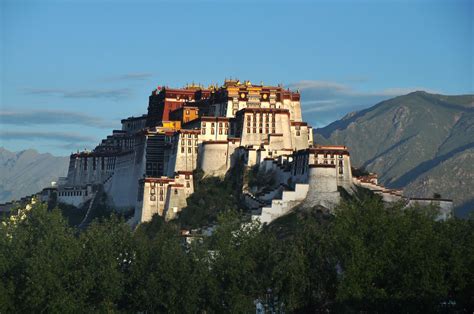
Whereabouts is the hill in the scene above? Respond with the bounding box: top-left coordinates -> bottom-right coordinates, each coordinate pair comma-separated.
314,91 -> 474,217
0,147 -> 69,203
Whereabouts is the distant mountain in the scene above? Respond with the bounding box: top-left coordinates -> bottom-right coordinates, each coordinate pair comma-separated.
0,147 -> 69,203
314,91 -> 474,217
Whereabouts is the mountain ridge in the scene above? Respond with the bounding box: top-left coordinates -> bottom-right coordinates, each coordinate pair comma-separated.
0,147 -> 69,203
314,91 -> 474,217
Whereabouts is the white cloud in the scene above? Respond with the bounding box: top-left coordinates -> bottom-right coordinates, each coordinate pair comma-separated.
24,88 -> 132,100
0,109 -> 116,128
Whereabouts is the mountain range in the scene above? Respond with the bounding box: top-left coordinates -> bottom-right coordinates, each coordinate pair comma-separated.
314,91 -> 474,217
0,148 -> 69,204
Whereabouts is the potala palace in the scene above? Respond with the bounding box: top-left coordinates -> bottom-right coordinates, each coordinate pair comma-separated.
52,79 -> 453,225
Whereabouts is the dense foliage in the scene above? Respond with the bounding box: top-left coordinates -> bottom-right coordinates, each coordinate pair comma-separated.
1,197 -> 473,312
178,166 -> 244,229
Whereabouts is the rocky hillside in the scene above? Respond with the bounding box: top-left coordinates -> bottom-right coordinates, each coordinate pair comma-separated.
0,147 -> 69,203
314,91 -> 474,217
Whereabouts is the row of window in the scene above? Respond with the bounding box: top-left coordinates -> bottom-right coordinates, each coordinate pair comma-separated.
150,188 -> 179,202
202,122 -> 229,128
82,157 -> 116,171
201,128 -> 229,135
246,127 -> 276,134
59,190 -> 85,197
181,147 -> 198,154
247,121 -> 276,127
183,133 -> 199,139
247,113 -> 276,122
181,139 -> 199,146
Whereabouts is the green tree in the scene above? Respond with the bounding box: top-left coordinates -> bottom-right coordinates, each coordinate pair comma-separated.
75,215 -> 135,312
330,197 -> 449,312
437,217 -> 474,310
126,222 -> 202,313
0,203 -> 83,313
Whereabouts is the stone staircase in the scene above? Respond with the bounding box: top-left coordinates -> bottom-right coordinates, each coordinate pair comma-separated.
243,181 -> 292,209
79,191 -> 97,228
252,183 -> 309,224
102,172 -> 114,185
243,192 -> 270,210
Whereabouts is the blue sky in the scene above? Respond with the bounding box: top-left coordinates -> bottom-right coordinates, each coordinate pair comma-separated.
1,0 -> 472,156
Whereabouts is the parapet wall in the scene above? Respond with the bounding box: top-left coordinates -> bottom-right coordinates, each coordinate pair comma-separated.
200,141 -> 228,176
303,165 -> 340,209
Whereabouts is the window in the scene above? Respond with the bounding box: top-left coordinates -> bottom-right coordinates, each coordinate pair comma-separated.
186,182 -> 190,188
219,128 -> 222,134
188,147 -> 191,153
181,147 -> 185,153
202,122 -> 206,127
253,128 -> 256,133
296,131 -> 300,136
186,110 -> 190,115
185,174 -> 190,179
211,122 -> 215,127
174,189 -> 178,195
211,128 -> 215,135
202,128 -> 206,135
194,134 -> 198,138
150,195 -> 156,201
188,140 -> 191,146
247,128 -> 250,133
